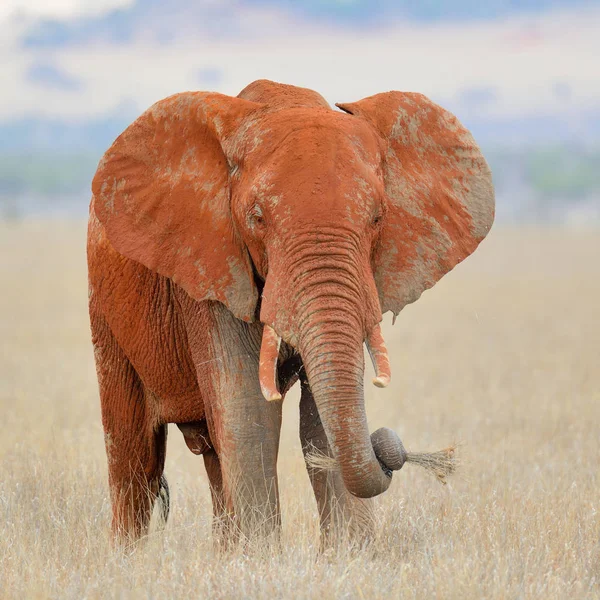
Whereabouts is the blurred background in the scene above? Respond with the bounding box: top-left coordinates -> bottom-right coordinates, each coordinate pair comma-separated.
0,0 -> 599,223
2,6 -> 599,595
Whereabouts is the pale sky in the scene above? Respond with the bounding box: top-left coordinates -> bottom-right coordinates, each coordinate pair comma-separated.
0,0 -> 133,21
1,4 -> 599,123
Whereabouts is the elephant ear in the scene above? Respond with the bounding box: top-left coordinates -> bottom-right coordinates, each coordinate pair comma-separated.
92,92 -> 262,322
336,92 -> 495,317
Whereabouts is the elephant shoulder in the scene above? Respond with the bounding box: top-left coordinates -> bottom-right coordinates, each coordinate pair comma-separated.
87,196 -> 128,280
238,79 -> 330,110
87,195 -> 153,314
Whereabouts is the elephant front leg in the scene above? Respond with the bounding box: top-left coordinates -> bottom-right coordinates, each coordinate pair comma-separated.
191,304 -> 283,544
211,359 -> 283,543
299,374 -> 375,547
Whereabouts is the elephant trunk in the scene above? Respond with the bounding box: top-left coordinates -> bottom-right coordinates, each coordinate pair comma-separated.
259,230 -> 405,498
299,314 -> 402,498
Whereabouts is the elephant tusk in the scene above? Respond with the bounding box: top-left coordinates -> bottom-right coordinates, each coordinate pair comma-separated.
366,323 -> 391,388
259,325 -> 282,401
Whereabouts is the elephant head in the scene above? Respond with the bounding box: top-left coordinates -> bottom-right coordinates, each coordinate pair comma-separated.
92,80 -> 494,499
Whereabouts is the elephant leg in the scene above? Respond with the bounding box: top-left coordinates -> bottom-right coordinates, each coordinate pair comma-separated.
187,302 -> 283,543
202,448 -> 232,547
92,310 -> 167,543
299,374 -> 375,547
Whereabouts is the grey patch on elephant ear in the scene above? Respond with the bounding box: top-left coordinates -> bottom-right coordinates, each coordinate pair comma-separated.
459,147 -> 496,240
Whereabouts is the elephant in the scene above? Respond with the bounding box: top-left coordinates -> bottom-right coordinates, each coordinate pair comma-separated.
88,79 -> 494,545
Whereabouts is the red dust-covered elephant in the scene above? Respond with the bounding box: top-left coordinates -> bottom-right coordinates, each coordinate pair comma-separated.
88,80 -> 494,544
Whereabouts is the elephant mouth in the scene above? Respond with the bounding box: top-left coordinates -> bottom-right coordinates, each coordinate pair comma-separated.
258,322 -> 391,402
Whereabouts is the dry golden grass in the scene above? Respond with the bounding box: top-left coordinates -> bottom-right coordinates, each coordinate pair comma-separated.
0,221 -> 599,599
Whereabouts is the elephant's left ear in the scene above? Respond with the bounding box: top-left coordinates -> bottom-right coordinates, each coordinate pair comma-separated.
336,92 -> 495,317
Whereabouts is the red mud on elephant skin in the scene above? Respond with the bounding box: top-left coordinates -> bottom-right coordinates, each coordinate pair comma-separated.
88,79 -> 494,544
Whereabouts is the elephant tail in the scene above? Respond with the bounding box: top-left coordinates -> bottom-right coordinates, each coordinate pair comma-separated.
156,474 -> 170,526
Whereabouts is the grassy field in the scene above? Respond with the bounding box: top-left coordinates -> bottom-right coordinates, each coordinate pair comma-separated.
0,222 -> 598,599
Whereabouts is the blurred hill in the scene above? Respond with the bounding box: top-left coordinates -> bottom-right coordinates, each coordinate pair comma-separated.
1,0 -> 599,221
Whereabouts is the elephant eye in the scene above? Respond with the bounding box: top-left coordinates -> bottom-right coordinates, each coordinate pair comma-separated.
371,212 -> 383,227
249,205 -> 265,228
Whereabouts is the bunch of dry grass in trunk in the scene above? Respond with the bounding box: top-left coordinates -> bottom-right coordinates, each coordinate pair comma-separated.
305,444 -> 458,485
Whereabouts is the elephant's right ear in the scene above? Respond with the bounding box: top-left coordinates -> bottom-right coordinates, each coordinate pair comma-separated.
337,93 -> 495,317
92,92 -> 262,321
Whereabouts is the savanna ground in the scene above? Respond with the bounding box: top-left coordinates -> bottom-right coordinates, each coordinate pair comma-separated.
0,221 -> 598,599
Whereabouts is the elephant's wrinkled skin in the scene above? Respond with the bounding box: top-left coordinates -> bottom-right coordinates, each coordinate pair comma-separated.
88,80 -> 494,544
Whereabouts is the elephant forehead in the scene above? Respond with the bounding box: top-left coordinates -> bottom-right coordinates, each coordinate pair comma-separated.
247,164 -> 383,235
249,140 -> 383,209
245,108 -> 384,167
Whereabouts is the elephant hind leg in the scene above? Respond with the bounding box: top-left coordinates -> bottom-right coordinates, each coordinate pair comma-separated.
104,386 -> 168,542
103,379 -> 168,542
91,310 -> 168,543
